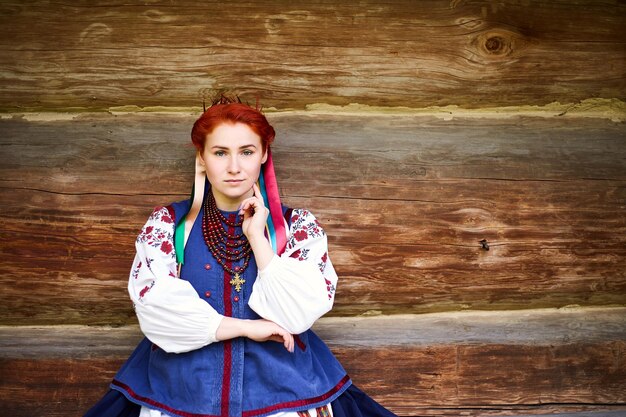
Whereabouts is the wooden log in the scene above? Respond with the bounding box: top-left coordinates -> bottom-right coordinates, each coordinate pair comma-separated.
1,308 -> 625,416
0,1 -> 624,111
0,113 -> 625,324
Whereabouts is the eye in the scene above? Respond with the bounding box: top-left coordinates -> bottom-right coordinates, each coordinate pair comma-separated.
242,149 -> 254,156
214,150 -> 226,157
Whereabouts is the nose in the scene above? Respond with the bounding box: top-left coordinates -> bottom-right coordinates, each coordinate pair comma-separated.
227,155 -> 241,173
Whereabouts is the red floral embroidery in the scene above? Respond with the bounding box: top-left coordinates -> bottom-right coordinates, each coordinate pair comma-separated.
160,241 -> 173,254
293,230 -> 308,242
287,209 -> 325,250
324,278 -> 335,300
290,248 -> 309,261
139,286 -> 150,298
131,262 -> 141,280
318,252 -> 328,273
137,281 -> 155,300
137,207 -> 176,262
285,208 -> 336,300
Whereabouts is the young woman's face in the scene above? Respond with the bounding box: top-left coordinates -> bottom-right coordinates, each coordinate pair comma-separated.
201,122 -> 267,210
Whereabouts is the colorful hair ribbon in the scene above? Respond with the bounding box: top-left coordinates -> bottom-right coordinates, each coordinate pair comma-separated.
175,154 -> 209,266
260,148 -> 288,255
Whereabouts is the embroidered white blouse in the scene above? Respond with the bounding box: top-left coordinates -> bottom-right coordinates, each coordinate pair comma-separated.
127,207 -> 339,417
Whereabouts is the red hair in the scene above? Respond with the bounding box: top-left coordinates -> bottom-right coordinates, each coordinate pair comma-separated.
191,101 -> 275,152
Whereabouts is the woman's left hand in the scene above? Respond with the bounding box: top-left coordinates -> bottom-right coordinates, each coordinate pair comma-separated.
240,183 -> 269,241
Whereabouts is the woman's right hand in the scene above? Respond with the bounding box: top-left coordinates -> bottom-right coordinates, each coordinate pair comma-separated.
216,317 -> 294,352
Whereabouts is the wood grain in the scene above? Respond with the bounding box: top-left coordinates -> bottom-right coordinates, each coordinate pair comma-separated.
1,113 -> 625,324
1,308 -> 624,416
0,1 -> 624,111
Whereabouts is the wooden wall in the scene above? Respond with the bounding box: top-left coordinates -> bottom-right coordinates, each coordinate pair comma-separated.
0,1 -> 625,416
0,0 -> 624,111
1,114 -> 625,325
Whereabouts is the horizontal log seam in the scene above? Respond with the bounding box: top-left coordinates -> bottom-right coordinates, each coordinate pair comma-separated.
2,307 -> 624,358
1,99 -> 624,121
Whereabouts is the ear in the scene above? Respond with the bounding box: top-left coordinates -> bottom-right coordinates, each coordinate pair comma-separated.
196,152 -> 206,173
261,148 -> 268,164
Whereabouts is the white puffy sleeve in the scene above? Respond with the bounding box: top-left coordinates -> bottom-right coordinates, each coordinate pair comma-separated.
128,206 -> 224,354
248,209 -> 338,334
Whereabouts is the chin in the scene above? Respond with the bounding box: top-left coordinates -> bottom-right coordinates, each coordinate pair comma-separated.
223,187 -> 252,200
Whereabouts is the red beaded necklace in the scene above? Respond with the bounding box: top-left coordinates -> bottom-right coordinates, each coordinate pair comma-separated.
201,190 -> 252,292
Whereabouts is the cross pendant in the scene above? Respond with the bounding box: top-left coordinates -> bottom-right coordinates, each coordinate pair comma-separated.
229,272 -> 246,293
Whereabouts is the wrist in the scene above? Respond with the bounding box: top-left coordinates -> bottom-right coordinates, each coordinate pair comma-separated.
248,236 -> 274,270
247,233 -> 268,247
238,319 -> 252,339
216,317 -> 250,341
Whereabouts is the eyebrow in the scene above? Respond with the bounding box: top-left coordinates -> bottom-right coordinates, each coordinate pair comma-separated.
211,144 -> 258,150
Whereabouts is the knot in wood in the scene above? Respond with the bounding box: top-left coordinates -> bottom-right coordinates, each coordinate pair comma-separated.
474,29 -> 524,59
485,36 -> 504,53
482,33 -> 512,57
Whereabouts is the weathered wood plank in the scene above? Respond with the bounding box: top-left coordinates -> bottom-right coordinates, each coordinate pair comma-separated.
1,308 -> 625,416
0,114 -> 624,324
0,1 -> 624,111
4,308 -> 624,356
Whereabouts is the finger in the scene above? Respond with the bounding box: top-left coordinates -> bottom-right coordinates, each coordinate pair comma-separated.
268,334 -> 289,348
238,198 -> 258,216
285,333 -> 294,353
252,183 -> 267,208
273,328 -> 293,352
239,195 -> 263,212
238,199 -> 251,215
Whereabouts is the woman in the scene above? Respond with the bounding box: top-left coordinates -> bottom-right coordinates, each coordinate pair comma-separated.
84,97 -> 397,417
